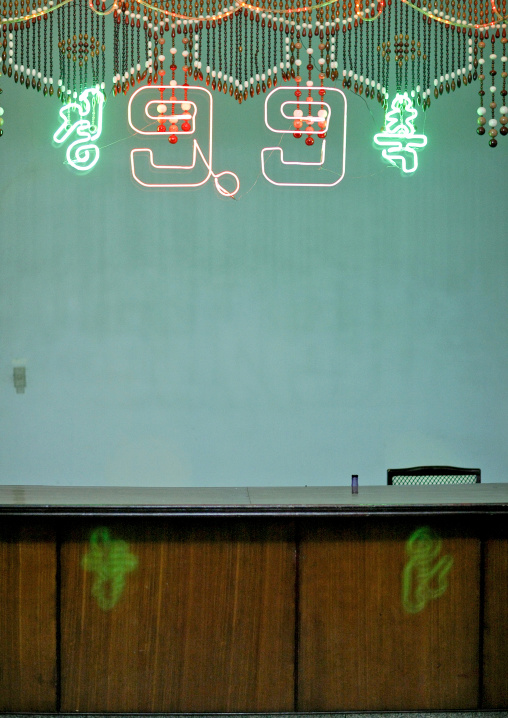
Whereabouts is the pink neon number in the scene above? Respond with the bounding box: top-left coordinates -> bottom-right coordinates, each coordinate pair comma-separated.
128,85 -> 239,197
261,86 -> 347,188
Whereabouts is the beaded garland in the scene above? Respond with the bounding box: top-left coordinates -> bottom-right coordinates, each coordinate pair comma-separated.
476,29 -> 508,145
0,66 -> 3,135
0,0 -> 507,147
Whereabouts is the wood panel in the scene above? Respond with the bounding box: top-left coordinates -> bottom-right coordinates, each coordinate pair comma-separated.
60,518 -> 295,712
298,517 -> 480,711
482,517 -> 508,707
0,520 -> 57,711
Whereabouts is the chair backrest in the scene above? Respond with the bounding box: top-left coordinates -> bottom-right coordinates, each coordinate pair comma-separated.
387,465 -> 481,486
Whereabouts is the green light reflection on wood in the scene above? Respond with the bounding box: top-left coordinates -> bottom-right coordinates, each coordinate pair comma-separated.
82,527 -> 139,611
401,526 -> 453,614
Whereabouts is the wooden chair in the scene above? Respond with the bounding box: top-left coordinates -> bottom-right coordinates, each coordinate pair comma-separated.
387,465 -> 481,486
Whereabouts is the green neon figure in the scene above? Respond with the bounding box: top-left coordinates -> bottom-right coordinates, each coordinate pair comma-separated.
374,92 -> 428,174
53,87 -> 105,171
82,527 -> 138,611
402,526 -> 453,614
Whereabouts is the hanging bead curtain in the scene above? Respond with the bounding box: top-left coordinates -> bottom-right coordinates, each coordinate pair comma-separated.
1,0 -> 507,139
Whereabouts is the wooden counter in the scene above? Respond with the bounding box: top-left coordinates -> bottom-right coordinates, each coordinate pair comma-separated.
1,483 -> 507,713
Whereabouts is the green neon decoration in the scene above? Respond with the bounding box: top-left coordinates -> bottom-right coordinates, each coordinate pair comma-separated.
401,526 -> 453,614
53,87 -> 105,171
81,527 -> 138,611
374,92 -> 427,174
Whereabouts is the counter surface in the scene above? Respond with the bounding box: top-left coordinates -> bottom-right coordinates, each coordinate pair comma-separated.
1,482 -> 507,516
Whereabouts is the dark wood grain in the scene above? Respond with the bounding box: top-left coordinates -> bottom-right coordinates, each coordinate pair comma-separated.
60,518 -> 295,712
0,520 -> 57,711
298,517 -> 480,711
482,517 -> 508,707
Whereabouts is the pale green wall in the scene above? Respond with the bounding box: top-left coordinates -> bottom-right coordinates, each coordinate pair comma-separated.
0,75 -> 507,486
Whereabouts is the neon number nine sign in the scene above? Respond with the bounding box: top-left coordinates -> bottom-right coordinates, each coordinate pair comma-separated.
261,85 -> 347,188
128,84 -> 240,197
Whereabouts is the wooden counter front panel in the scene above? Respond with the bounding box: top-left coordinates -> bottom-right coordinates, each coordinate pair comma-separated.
298,518 -> 480,711
0,520 -> 57,711
60,519 -> 295,712
482,518 -> 508,708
